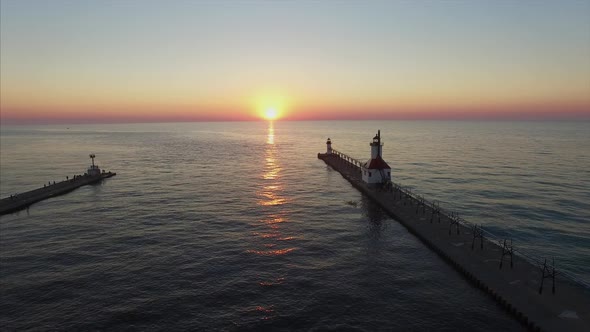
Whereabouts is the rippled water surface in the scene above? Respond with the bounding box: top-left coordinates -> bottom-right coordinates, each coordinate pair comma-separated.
1,120 -> 589,330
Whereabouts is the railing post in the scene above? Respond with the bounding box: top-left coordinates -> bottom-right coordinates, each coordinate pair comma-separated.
499,239 -> 514,269
552,258 -> 556,294
449,212 -> 460,235
539,259 -> 547,294
472,224 -> 484,250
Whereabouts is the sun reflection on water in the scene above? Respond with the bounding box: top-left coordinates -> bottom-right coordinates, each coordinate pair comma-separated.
266,121 -> 275,145
252,122 -> 293,247
247,121 -> 297,321
246,248 -> 295,256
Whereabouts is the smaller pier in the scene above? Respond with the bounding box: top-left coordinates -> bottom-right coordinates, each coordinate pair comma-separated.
0,154 -> 116,216
318,132 -> 590,332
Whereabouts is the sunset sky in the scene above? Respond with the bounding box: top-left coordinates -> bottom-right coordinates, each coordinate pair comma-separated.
1,0 -> 589,124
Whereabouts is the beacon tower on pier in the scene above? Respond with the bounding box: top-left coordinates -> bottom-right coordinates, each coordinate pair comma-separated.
87,154 -> 102,176
361,130 -> 391,184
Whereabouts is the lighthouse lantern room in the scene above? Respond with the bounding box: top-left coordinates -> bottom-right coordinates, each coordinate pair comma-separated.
362,130 -> 392,184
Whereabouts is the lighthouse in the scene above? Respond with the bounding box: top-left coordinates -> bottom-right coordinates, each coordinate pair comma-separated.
326,138 -> 332,154
362,130 -> 391,184
87,154 -> 102,176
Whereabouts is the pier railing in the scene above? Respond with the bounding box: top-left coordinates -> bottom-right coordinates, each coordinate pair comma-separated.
330,149 -> 364,170
326,151 -> 590,290
391,181 -> 590,290
392,182 -> 590,289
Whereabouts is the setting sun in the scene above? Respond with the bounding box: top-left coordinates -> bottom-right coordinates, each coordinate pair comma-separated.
264,108 -> 279,120
253,95 -> 290,121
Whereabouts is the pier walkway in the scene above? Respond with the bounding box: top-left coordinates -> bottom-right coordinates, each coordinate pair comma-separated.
318,151 -> 590,332
0,172 -> 116,216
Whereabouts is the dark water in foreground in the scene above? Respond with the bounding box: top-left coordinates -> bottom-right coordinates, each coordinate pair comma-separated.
1,121 -> 588,330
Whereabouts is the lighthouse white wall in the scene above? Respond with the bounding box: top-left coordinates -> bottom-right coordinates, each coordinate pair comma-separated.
362,167 -> 391,184
327,142 -> 332,154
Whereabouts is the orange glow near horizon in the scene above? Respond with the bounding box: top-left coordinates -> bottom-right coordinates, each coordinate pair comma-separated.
2,82 -> 589,124
2,72 -> 589,123
2,97 -> 590,124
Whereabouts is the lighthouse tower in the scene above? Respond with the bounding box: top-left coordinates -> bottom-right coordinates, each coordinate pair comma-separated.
87,153 -> 102,176
362,130 -> 391,184
326,138 -> 332,154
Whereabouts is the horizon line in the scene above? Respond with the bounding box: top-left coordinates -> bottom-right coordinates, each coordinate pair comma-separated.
2,117 -> 590,126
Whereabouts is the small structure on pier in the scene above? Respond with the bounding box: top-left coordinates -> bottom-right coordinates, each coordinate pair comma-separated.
326,138 -> 332,155
362,130 -> 391,185
87,153 -> 101,176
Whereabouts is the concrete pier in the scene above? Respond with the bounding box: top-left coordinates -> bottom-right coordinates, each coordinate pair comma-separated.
0,172 -> 116,216
318,151 -> 590,332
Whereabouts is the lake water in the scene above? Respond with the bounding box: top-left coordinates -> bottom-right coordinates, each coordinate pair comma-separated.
1,120 -> 589,330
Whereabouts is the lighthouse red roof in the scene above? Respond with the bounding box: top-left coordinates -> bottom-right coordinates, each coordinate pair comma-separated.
365,155 -> 391,169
